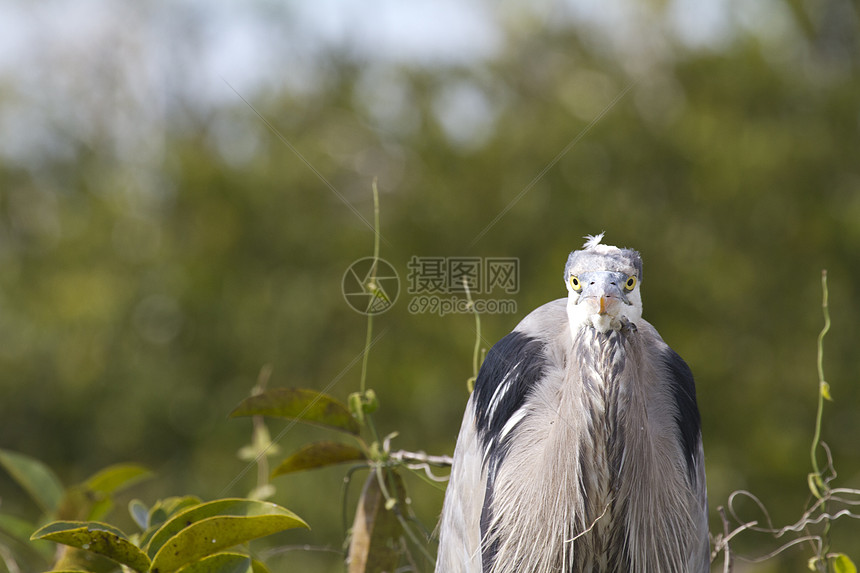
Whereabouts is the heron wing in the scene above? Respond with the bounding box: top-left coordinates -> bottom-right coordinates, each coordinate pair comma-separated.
659,343 -> 710,572
437,325 -> 552,572
436,398 -> 484,572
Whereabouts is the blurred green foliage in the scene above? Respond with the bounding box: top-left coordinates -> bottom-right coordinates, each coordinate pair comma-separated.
0,449 -> 306,573
0,1 -> 858,571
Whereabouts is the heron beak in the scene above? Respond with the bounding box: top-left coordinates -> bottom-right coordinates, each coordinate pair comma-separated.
599,296 -> 607,315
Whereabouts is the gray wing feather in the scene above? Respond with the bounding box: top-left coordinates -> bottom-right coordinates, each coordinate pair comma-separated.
436,398 -> 485,573
689,438 -> 710,571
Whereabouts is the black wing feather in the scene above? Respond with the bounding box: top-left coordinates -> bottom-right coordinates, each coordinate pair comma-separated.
471,330 -> 548,570
661,347 -> 702,485
472,330 -> 547,455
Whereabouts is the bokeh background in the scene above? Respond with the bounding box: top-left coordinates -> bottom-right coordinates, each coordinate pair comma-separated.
1,1 -> 858,571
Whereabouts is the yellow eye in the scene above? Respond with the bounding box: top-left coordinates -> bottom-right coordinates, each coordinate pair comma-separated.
624,275 -> 637,291
569,275 -> 582,292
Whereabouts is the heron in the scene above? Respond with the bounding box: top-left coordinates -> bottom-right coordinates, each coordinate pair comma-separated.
436,234 -> 708,572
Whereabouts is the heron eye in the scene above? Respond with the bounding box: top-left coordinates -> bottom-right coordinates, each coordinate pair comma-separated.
569,275 -> 582,292
625,275 -> 637,291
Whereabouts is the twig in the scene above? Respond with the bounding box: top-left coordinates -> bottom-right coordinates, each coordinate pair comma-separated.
388,450 -> 454,467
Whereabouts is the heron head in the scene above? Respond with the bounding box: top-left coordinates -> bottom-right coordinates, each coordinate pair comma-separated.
564,233 -> 643,333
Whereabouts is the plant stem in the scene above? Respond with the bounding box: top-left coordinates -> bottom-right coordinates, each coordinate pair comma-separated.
463,277 -> 482,393
810,270 -> 830,482
359,180 -> 380,395
253,364 -> 273,493
810,270 -> 833,571
359,179 -> 382,446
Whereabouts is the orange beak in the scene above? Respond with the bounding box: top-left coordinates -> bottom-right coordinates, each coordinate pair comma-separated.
599,296 -> 607,315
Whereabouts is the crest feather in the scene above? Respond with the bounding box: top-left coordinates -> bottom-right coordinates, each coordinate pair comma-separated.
583,233 -> 605,250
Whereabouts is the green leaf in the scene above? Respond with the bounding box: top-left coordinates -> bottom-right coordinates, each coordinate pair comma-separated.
147,499 -> 308,573
271,441 -> 366,477
144,499 -> 308,558
0,513 -> 38,545
31,520 -> 151,572
230,388 -> 360,435
0,449 -> 64,515
832,554 -> 858,573
0,513 -> 54,568
175,552 -> 253,573
347,471 -> 406,573
56,485 -> 109,522
85,463 -> 153,495
149,496 -> 204,529
130,499 -> 150,530
58,464 -> 152,522
145,498 -> 307,559
52,546 -> 121,573
139,496 -> 203,550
